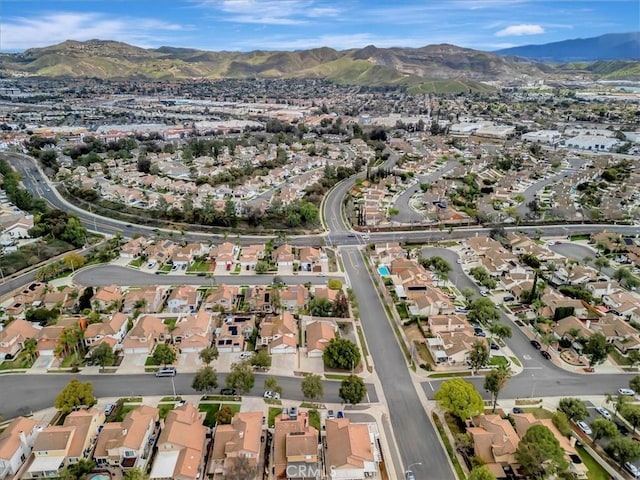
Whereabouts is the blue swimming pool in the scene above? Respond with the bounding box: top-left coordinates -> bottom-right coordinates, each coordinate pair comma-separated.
88,474 -> 110,480
378,266 -> 390,276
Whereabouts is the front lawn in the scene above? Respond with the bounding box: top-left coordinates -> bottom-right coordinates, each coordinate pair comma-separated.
198,403 -> 220,427
187,260 -> 212,273
308,409 -> 321,433
0,351 -> 35,370
489,356 -> 509,367
268,406 -> 282,428
129,257 -> 144,268
158,404 -> 175,419
577,445 -> 611,480
61,351 -> 85,368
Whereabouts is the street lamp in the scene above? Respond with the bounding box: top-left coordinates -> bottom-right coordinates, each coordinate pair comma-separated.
406,462 -> 422,476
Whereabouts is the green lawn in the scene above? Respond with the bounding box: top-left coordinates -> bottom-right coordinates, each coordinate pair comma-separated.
129,257 -> 144,267
163,318 -> 178,330
308,409 -> 321,432
187,260 -> 212,272
145,356 -> 160,366
489,356 -> 509,367
112,405 -> 137,422
0,351 -> 35,371
158,404 -> 175,419
432,413 -> 466,480
325,373 -> 350,380
198,403 -> 220,427
268,406 -> 282,428
576,445 -> 611,480
159,264 -> 172,273
523,407 -> 554,419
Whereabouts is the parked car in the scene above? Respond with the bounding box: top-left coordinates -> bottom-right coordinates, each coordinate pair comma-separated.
264,391 -> 280,400
512,407 -> 524,414
220,388 -> 237,396
327,410 -> 335,419
155,367 -> 177,377
239,351 -> 254,360
490,343 -> 500,351
577,421 -> 592,436
530,340 -> 542,350
596,407 -> 612,420
337,411 -> 344,419
104,403 -> 115,416
619,388 -> 636,396
625,462 -> 640,478
541,350 -> 551,360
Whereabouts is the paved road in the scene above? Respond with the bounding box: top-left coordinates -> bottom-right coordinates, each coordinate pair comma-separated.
0,372 -> 377,421
344,247 -> 453,480
392,160 -> 458,224
73,265 -> 340,287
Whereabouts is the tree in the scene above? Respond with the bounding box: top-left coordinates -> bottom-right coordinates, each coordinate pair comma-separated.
515,424 -> 568,479
488,322 -> 512,348
301,374 -> 324,402
64,252 -> 86,271
606,436 -> 640,466
628,350 -> 640,368
59,458 -> 96,480
88,342 -> 116,368
468,298 -> 500,325
434,379 -> 484,422
583,333 -> 612,367
23,337 -> 38,363
152,344 -> 176,366
192,366 -> 218,394
308,297 -> 333,317
558,397 -> 588,422
221,455 -> 259,480
552,411 -> 572,437
460,287 -> 475,306
623,405 -> 640,433
216,405 -> 234,425
123,467 -> 149,480
226,361 -> 255,394
54,379 -> 96,414
331,291 -> 350,318
199,346 -> 219,365
323,338 -> 361,371
484,365 -> 512,412
630,376 -> 640,395
468,466 -> 497,480
264,376 -> 283,395
468,340 -> 490,374
591,418 -> 620,444
250,349 -> 272,368
339,374 -> 367,405
327,278 -> 342,290
594,256 -> 610,272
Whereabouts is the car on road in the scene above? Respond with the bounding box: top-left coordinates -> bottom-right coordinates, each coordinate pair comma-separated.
473,327 -> 486,337
617,422 -> 630,436
155,367 -> 177,377
530,340 -> 542,350
595,407 -> 612,420
576,421 -> 592,436
456,258 -> 462,264
220,388 -> 237,396
490,343 -> 500,351
625,462 -> 640,478
618,388 -> 636,396
405,470 -> 416,480
125,224 -> 132,228
541,350 -> 551,360
479,289 -> 489,297
263,391 -> 280,400
513,407 -> 524,414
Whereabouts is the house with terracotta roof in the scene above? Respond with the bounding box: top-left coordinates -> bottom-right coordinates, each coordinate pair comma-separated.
427,331 -> 483,366
210,242 -> 238,271
0,319 -> 40,360
149,403 -> 207,480
325,418 -> 380,480
214,317 -> 246,353
209,411 -> 262,478
120,236 -> 148,259
84,312 -> 128,350
172,243 -> 209,270
201,284 -> 239,312
122,315 -> 169,355
272,412 -> 319,479
0,416 -> 43,480
166,286 -> 201,313
172,311 -> 213,353
24,407 -> 104,479
145,239 -> 177,266
40,286 -> 78,312
298,246 -> 323,272
467,414 -> 519,478
92,285 -> 123,311
273,244 -> 295,269
35,325 -> 65,357
409,287 -> 455,317
244,286 -> 274,314
122,286 -> 168,314
279,285 -> 309,312
303,319 -> 337,358
258,312 -> 297,354
239,244 -> 265,271
93,405 -> 159,470
427,314 -> 474,336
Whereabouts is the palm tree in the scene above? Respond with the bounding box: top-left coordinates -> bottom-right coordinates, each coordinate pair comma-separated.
23,338 -> 38,363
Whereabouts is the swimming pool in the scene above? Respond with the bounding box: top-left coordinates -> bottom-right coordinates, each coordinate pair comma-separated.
88,474 -> 110,480
378,266 -> 390,276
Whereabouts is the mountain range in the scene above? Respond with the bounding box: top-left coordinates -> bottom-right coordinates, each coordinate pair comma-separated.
0,32 -> 638,90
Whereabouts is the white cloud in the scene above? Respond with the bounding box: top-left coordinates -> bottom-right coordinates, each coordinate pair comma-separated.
495,24 -> 545,37
0,12 -> 187,52
198,0 -> 341,25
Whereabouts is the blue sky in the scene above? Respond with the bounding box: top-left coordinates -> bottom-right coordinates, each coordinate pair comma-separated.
1,0 -> 638,53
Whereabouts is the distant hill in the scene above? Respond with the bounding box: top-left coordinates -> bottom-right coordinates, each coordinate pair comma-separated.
0,37 -> 638,87
495,32 -> 640,62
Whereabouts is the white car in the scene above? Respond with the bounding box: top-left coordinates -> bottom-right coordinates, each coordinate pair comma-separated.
618,388 -> 636,396
239,352 -> 254,360
625,462 -> 640,479
595,406 -> 612,420
576,421 -> 592,436
263,391 -> 280,400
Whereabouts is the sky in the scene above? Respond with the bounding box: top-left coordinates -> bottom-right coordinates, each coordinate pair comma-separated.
0,0 -> 638,53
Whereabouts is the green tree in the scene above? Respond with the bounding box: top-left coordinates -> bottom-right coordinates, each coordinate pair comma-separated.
250,349 -> 272,368
468,466 -> 497,480
327,279 -> 342,290
88,342 -> 116,368
460,287 -> 475,306
254,261 -> 269,274
488,322 -> 512,346
628,350 -> 640,368
63,252 -> 86,271
484,365 -> 512,412
308,297 -> 333,317
606,436 -> 640,467
199,346 -> 219,365
339,374 -> 367,405
558,397 -> 588,422
123,467 -> 149,480
434,379 -> 484,422
323,338 -> 361,371
468,340 -> 490,374
54,379 -> 96,414
152,344 -> 176,366
515,424 -> 568,479
301,373 -> 324,402
468,298 -> 500,325
192,366 -> 218,394
622,404 -> 640,433
590,418 -> 619,445
226,361 -> 255,394
594,256 -> 610,272
583,333 -> 612,367
216,405 -> 234,425
59,459 -> 96,480
264,376 -> 283,395
23,337 -> 38,363
551,411 -> 572,437
630,375 -> 640,394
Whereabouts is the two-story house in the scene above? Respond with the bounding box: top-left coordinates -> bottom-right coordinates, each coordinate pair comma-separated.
166,286 -> 201,314
83,312 -> 128,350
209,411 -> 262,478
0,417 -> 43,480
122,315 -> 169,355
258,312 -> 297,354
273,412 -> 319,479
325,418 -> 380,480
0,319 -> 40,361
172,311 -> 213,353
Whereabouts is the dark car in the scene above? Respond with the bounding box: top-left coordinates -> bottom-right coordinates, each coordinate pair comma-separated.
541,350 -> 551,360
490,343 -> 500,351
513,407 -> 524,414
220,388 -> 237,396
530,340 -> 542,350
